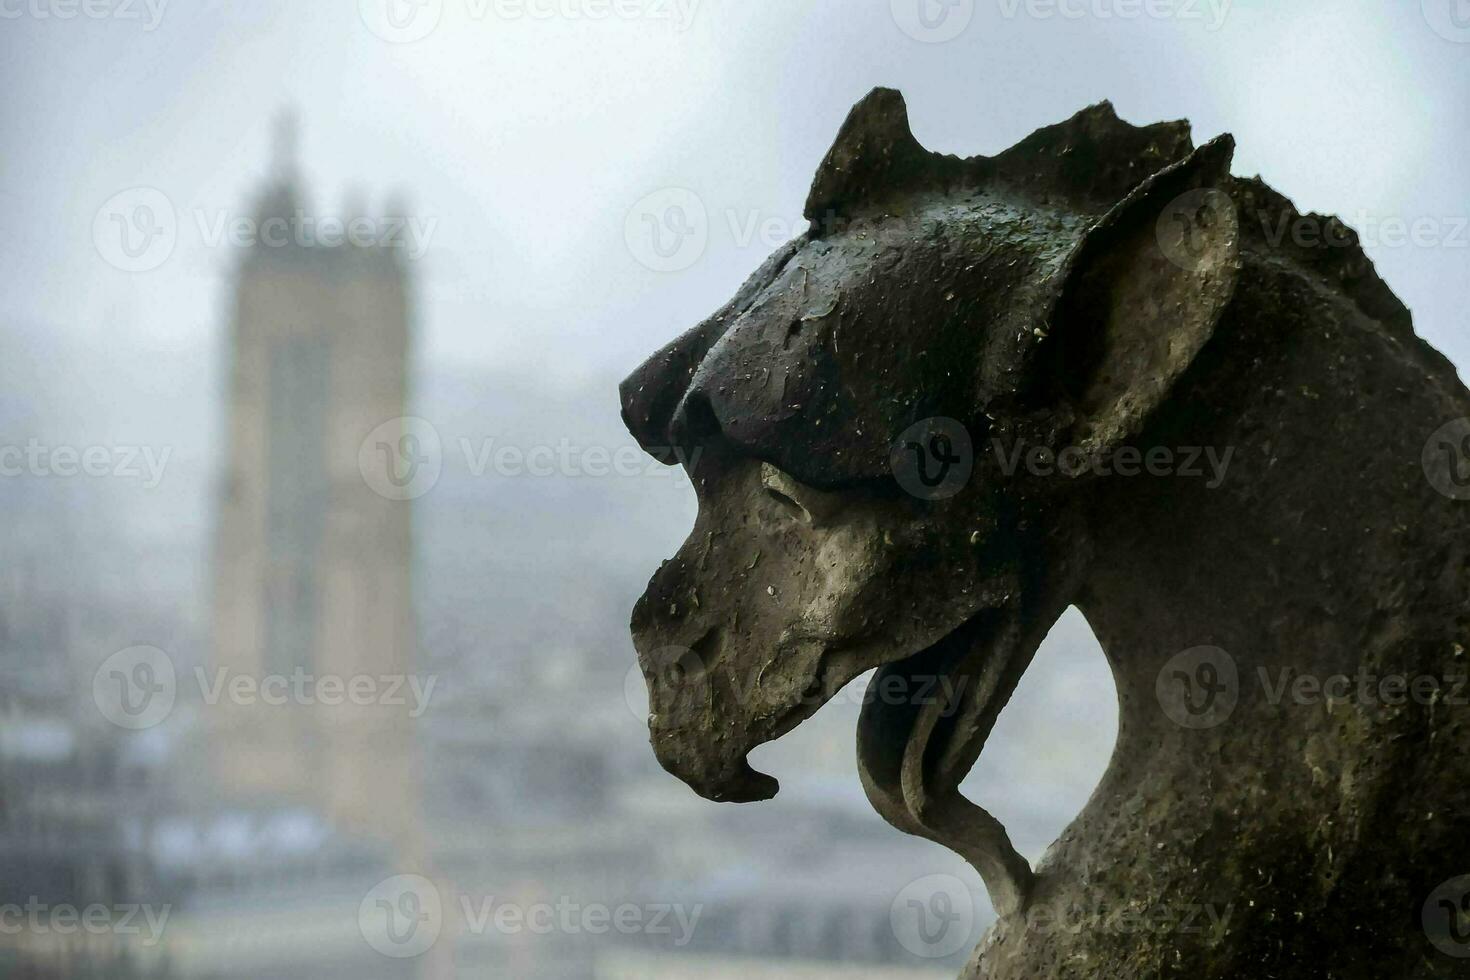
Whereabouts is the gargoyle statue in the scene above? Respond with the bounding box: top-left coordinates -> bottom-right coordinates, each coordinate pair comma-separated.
620,88 -> 1470,978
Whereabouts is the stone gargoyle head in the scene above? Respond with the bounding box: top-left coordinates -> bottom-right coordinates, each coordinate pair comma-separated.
619,88 -> 1239,915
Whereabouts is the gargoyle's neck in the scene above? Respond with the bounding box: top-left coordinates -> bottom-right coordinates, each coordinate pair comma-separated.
970,263 -> 1470,975
1077,269 -> 1469,738
969,267 -> 1469,937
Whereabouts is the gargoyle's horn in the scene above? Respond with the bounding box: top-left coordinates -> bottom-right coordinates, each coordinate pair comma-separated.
805,87 -> 1199,222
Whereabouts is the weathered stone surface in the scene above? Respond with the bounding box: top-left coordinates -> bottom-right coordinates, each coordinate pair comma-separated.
621,88 -> 1470,978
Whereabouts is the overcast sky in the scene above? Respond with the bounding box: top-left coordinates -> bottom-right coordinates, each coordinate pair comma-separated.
4,1 -> 1468,377
2,0 -> 1468,902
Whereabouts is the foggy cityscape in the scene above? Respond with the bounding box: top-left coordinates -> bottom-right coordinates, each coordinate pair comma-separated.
2,2 -> 1468,977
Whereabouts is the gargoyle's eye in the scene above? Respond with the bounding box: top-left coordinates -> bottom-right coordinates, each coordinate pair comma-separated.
760,464 -> 813,524
765,485 -> 808,520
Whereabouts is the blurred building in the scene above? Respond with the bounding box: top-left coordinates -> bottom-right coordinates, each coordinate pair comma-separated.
208,115 -> 421,852
0,682 -> 175,977
0,112 -> 993,979
0,702 -> 414,979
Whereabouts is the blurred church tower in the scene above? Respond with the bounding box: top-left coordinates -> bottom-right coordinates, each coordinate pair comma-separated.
209,113 -> 422,854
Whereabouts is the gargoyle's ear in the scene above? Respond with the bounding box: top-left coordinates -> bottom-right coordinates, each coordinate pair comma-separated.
804,87 -> 937,221
1046,134 -> 1241,457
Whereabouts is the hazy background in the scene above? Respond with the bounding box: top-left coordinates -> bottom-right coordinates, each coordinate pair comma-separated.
1,1 -> 1467,977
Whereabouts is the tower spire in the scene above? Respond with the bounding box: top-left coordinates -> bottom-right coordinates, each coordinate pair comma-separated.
251,109 -> 303,240
271,108 -> 300,185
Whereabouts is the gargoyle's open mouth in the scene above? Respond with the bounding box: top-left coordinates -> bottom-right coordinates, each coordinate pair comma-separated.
636,549 -> 1067,918
646,635 -> 886,804
648,606 -> 1014,807
671,753 -> 780,805
857,599 -> 1065,920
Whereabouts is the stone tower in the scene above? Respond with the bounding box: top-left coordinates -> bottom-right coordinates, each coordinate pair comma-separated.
210,114 -> 421,850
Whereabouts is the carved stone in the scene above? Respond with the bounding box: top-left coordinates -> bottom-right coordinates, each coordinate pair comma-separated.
621,88 -> 1470,977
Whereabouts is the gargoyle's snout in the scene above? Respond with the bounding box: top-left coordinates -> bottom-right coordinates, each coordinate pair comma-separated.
651,729 -> 780,805
627,462 -> 891,807
630,596 -> 782,804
